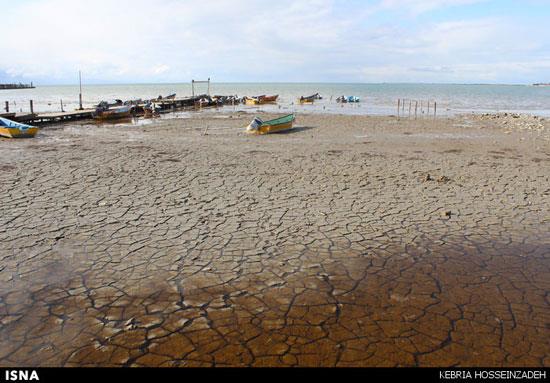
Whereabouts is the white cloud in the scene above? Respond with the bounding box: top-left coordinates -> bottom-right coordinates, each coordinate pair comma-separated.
0,0 -> 548,84
379,0 -> 487,15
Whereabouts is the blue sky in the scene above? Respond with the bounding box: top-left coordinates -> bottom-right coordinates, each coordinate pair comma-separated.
1,0 -> 549,84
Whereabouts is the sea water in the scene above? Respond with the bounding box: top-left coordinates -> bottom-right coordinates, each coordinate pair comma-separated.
1,83 -> 549,116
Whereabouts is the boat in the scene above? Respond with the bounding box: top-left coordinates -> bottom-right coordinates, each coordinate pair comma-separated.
0,117 -> 39,138
246,114 -> 295,135
299,96 -> 315,104
213,95 -> 240,105
337,96 -> 361,103
194,96 -> 216,108
97,100 -> 123,108
154,93 -> 176,101
258,95 -> 279,104
299,93 -> 321,104
93,105 -> 133,120
143,102 -> 161,118
244,97 -> 260,106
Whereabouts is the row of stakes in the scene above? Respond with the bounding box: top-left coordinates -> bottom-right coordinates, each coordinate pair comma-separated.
397,99 -> 437,120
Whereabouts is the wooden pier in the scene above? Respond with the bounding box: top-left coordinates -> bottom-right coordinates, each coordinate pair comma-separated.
1,110 -> 95,125
1,94 -> 224,125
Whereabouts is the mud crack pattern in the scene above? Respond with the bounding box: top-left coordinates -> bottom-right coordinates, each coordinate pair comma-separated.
0,114 -> 549,366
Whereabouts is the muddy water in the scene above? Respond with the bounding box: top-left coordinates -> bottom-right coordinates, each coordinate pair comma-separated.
0,114 -> 549,367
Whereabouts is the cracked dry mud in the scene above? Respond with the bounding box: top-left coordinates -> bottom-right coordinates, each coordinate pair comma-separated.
0,113 -> 549,367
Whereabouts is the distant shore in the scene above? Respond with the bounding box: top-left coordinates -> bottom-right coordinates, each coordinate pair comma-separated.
0,83 -> 35,90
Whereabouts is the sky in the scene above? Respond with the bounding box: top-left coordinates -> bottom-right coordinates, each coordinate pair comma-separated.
1,0 -> 549,85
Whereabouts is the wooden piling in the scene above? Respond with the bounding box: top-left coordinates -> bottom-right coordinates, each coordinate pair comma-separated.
78,70 -> 83,110
415,101 -> 418,120
434,102 -> 437,119
427,101 -> 430,115
4,101 -> 8,113
397,99 -> 400,119
30,100 -> 34,114
408,100 -> 412,118
60,99 -> 64,113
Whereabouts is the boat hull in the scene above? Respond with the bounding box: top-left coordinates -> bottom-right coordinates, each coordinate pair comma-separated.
0,117 -> 39,138
256,121 -> 294,134
94,112 -> 132,121
0,127 -> 39,138
93,106 -> 133,121
247,114 -> 296,135
245,98 -> 259,106
259,95 -> 279,104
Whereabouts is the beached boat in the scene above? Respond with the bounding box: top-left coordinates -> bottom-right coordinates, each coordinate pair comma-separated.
143,103 -> 161,118
97,100 -> 123,108
337,96 -> 361,103
93,105 -> 133,120
0,117 -> 39,138
213,95 -> 241,105
244,95 -> 279,105
258,95 -> 279,104
246,114 -> 295,135
299,93 -> 321,104
244,97 -> 260,106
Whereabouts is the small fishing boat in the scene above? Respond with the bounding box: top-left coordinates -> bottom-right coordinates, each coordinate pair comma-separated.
194,97 -> 216,108
299,93 -> 322,104
93,105 -> 133,120
337,96 -> 361,103
246,114 -> 295,135
213,95 -> 240,105
0,117 -> 39,138
258,95 -> 279,104
143,102 -> 161,118
244,97 -> 260,106
97,100 -> 123,108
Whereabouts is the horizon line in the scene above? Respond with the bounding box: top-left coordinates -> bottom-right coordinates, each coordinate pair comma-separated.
10,81 -> 541,87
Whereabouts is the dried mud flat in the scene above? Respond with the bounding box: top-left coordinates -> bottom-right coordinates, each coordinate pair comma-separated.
0,113 -> 549,367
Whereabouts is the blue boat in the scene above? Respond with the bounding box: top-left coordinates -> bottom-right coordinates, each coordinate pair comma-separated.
337,96 -> 361,103
0,117 -> 39,138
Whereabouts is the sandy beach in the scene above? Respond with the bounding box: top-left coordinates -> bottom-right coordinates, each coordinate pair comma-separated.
0,112 -> 548,367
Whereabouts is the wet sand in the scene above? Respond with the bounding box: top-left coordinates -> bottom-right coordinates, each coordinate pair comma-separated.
0,112 -> 549,367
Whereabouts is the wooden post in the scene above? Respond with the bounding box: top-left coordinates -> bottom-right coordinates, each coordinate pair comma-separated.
408,100 -> 412,118
402,98 -> 405,114
434,102 -> 437,119
78,70 -> 83,110
60,99 -> 64,112
427,101 -> 430,115
415,101 -> 418,120
192,80 -> 195,98
397,99 -> 400,119
4,101 -> 8,113
30,100 -> 34,114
